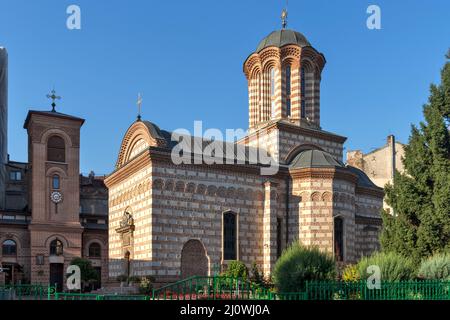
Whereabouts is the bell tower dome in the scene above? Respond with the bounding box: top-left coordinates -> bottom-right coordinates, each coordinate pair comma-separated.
243,22 -> 326,131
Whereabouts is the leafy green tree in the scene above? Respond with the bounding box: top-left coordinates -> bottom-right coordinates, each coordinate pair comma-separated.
381,52 -> 450,261
69,257 -> 99,292
222,260 -> 249,281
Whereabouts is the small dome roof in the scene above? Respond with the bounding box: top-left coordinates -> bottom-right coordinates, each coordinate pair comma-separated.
290,149 -> 344,169
256,29 -> 311,52
346,166 -> 379,188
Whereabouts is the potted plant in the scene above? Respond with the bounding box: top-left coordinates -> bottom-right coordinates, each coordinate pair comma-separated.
138,276 -> 155,295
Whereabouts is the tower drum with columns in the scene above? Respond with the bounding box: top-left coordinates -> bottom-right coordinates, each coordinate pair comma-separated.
244,29 -> 325,131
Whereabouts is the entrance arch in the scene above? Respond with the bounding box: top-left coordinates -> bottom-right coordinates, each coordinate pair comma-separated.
180,240 -> 208,279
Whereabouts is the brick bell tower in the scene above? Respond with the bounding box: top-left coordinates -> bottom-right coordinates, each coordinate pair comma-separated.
243,9 -> 326,132
24,91 -> 84,289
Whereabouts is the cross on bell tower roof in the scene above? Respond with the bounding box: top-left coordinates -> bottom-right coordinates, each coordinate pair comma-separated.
46,89 -> 61,112
281,8 -> 288,29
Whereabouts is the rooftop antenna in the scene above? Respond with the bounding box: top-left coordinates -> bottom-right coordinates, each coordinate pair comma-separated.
46,88 -> 61,112
281,0 -> 288,29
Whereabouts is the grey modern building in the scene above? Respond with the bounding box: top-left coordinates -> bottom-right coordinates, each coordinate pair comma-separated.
0,47 -> 8,209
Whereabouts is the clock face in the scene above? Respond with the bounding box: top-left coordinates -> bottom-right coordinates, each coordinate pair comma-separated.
50,191 -> 63,204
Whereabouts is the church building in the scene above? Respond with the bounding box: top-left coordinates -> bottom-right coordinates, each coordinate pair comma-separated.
105,19 -> 384,284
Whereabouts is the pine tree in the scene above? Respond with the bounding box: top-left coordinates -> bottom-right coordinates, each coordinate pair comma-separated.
381,52 -> 450,261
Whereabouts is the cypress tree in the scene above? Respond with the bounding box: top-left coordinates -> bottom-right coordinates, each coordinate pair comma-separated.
381,52 -> 450,261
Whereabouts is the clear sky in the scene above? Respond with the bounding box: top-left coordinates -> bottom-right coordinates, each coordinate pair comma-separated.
0,0 -> 449,175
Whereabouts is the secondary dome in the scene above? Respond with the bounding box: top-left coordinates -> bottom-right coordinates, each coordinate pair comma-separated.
290,149 -> 344,169
256,29 -> 311,52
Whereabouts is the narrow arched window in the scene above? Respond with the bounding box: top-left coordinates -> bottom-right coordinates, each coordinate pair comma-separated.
285,66 -> 291,117
223,212 -> 237,260
334,217 -> 344,262
2,240 -> 17,256
89,243 -> 101,258
301,67 -> 306,119
52,174 -> 60,189
47,136 -> 65,162
270,68 -> 276,119
50,239 -> 63,256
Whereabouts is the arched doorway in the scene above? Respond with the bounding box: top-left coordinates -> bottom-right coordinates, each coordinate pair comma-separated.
49,239 -> 64,291
181,240 -> 208,279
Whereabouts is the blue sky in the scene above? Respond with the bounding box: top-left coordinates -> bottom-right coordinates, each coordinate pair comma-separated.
0,0 -> 449,175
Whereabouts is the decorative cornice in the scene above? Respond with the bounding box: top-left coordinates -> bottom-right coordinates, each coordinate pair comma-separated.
274,121 -> 347,144
355,185 -> 385,198
105,151 -> 151,188
289,167 -> 358,184
243,44 -> 325,80
239,120 -> 347,146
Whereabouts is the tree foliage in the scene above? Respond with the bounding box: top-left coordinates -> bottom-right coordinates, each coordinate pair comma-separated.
69,257 -> 99,291
381,53 -> 450,261
222,260 -> 249,281
418,252 -> 450,280
272,242 -> 335,292
356,252 -> 416,281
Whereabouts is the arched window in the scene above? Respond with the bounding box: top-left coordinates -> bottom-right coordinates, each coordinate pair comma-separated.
2,240 -> 17,256
47,136 -> 65,162
50,239 -> 63,256
301,67 -> 306,119
52,174 -> 60,189
285,66 -> 291,117
334,217 -> 344,262
89,243 -> 101,258
223,211 -> 237,260
270,68 -> 276,119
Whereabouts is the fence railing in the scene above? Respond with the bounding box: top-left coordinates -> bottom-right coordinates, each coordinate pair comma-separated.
305,280 -> 450,300
152,276 -> 271,300
2,279 -> 449,300
0,284 -> 56,300
52,292 -> 149,300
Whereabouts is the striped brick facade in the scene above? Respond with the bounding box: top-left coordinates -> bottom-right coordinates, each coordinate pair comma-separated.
105,28 -> 384,284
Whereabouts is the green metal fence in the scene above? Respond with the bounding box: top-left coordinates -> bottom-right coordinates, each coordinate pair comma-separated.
152,276 -> 271,300
152,277 -> 450,301
2,279 -> 449,300
52,292 -> 149,300
101,294 -> 149,300
305,280 -> 450,300
54,292 -> 101,300
0,284 -> 56,300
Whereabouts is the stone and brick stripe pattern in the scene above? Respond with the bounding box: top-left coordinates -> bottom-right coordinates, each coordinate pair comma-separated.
243,45 -> 325,129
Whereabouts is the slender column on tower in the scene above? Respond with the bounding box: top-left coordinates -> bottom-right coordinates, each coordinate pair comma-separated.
263,181 -> 278,276
249,76 -> 258,128
290,62 -> 301,120
273,67 -> 282,120
262,70 -> 270,122
312,72 -> 321,125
